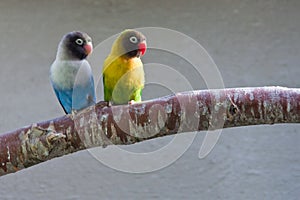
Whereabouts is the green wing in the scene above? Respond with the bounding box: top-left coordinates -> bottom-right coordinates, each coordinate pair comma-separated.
103,74 -> 112,102
130,87 -> 143,102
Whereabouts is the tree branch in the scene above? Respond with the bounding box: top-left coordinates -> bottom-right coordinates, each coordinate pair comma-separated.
0,86 -> 299,176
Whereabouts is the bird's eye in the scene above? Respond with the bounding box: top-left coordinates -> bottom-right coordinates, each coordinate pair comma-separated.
129,36 -> 138,44
75,38 -> 84,45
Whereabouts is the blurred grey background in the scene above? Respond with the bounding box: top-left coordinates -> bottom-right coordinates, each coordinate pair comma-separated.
0,0 -> 299,199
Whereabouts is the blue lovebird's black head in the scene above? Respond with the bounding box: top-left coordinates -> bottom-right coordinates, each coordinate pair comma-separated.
58,31 -> 93,60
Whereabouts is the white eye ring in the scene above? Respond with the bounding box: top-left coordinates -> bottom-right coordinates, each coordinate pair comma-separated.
75,38 -> 84,45
129,36 -> 138,44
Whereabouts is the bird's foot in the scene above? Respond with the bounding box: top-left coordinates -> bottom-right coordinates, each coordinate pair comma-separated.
128,100 -> 136,105
97,101 -> 112,108
71,110 -> 78,115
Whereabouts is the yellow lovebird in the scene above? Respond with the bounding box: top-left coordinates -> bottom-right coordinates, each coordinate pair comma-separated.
102,29 -> 147,105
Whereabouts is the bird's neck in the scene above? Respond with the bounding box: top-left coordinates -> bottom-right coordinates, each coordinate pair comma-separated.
56,46 -> 81,61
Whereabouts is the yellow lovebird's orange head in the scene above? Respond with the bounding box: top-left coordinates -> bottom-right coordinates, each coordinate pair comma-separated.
111,29 -> 147,59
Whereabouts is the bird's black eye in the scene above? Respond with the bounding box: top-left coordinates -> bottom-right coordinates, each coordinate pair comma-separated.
75,38 -> 84,45
129,36 -> 138,44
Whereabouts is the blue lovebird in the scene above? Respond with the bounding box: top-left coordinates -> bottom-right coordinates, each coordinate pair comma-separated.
50,31 -> 96,114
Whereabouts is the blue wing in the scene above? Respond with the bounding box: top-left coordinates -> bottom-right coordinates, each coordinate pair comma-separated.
51,81 -> 73,114
72,75 -> 96,112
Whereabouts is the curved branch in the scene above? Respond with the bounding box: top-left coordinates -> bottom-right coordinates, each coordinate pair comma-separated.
0,86 -> 299,176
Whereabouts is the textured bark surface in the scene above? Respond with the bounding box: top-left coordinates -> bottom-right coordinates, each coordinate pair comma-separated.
0,86 -> 299,176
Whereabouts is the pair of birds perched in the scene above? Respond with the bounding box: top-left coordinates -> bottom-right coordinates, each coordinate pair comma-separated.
50,30 -> 147,114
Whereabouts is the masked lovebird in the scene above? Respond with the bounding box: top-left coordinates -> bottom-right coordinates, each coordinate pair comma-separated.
50,31 -> 96,114
102,29 -> 147,105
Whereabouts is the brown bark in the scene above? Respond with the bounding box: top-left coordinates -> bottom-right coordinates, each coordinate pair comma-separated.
0,86 -> 299,176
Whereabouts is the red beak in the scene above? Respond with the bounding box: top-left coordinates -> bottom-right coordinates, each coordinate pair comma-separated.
138,41 -> 147,56
84,43 -> 93,55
